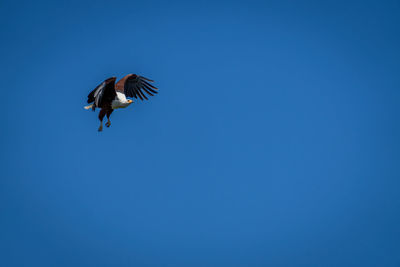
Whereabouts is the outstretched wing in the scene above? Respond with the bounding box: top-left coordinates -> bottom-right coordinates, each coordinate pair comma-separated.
87,77 -> 117,107
115,74 -> 158,100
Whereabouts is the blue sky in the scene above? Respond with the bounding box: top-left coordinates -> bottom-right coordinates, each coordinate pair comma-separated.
1,0 -> 399,266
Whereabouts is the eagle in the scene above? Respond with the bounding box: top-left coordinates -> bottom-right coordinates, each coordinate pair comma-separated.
84,74 -> 158,131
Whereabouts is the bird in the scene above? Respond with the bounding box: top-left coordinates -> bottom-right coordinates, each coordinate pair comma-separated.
84,74 -> 158,131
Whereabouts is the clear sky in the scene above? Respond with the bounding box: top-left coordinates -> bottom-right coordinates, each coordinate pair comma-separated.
1,0 -> 399,266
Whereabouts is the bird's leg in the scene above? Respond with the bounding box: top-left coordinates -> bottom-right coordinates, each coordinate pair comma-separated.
105,109 -> 113,127
98,109 -> 106,132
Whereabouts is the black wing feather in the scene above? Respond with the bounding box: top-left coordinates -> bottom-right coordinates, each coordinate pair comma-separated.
142,84 -> 158,94
143,80 -> 157,89
87,77 -> 116,107
124,75 -> 158,100
133,84 -> 143,100
141,90 -> 149,100
141,87 -> 154,96
140,76 -> 154,82
87,82 -> 105,104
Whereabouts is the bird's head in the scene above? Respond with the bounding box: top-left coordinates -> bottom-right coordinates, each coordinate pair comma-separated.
127,99 -> 133,104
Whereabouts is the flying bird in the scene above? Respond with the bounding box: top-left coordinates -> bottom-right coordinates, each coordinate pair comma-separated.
84,74 -> 158,131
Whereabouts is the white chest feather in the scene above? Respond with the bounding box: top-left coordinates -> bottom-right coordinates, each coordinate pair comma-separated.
112,92 -> 131,109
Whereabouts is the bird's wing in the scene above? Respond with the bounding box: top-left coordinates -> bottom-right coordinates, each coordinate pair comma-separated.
87,77 -> 117,107
115,74 -> 158,100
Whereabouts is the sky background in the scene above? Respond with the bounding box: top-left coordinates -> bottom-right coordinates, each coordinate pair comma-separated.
1,0 -> 400,266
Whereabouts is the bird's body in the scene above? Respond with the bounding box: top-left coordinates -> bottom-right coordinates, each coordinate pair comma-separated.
84,74 -> 158,131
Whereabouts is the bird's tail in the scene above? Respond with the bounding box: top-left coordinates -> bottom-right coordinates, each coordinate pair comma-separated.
84,104 -> 94,110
